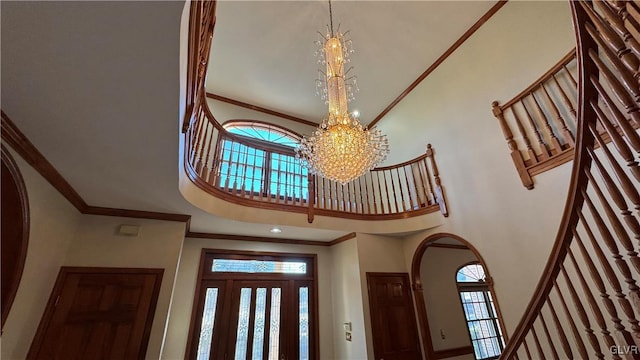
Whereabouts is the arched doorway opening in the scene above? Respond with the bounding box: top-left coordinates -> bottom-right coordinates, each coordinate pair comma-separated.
1,145 -> 30,329
410,233 -> 507,359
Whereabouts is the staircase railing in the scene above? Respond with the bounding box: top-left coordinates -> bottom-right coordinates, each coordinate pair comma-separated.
184,102 -> 447,222
492,51 -> 578,189
501,1 -> 640,358
182,0 -> 216,134
182,1 -> 448,222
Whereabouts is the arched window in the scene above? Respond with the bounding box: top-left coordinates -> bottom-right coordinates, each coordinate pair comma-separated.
224,121 -> 301,148
456,263 -> 504,360
219,121 -> 308,201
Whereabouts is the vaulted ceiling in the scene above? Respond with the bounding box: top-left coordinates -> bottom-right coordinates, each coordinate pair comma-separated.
1,1 -> 499,241
207,1 -> 498,125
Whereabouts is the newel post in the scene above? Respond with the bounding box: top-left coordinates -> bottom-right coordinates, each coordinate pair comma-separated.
426,144 -> 449,217
491,101 -> 534,189
307,173 -> 315,223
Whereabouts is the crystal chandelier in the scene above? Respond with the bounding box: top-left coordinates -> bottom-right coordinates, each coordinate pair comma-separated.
296,0 -> 389,185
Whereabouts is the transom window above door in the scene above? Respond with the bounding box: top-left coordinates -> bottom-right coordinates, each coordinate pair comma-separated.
212,259 -> 307,274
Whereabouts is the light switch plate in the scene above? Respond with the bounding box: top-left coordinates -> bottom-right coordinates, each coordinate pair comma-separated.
345,332 -> 352,342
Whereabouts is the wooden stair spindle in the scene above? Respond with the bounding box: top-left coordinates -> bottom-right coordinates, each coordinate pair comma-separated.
510,105 -> 540,164
590,100 -> 640,181
576,211 -> 640,342
421,158 -> 435,205
538,312 -> 560,360
591,78 -> 640,154
546,296 -> 574,359
597,0 -> 640,58
553,274 -> 597,359
426,144 -> 448,217
552,73 -> 578,121
582,2 -> 640,81
584,22 -> 640,101
208,129 -> 223,185
342,183 -> 349,213
530,326 -> 546,360
365,173 -> 375,214
584,178 -> 639,278
409,163 -> 422,208
364,175 -> 372,214
191,111 -> 206,166
395,168 -> 407,212
587,128 -> 640,216
492,102 -> 536,189
403,166 -> 416,211
621,2 -> 640,34
585,168 -> 640,270
382,171 -> 392,214
529,92 -> 564,153
588,49 -> 640,127
522,339 -> 533,360
566,246 -> 620,360
564,62 -> 578,89
520,99 -> 551,159
307,173 -> 314,223
541,83 -> 575,146
351,180 -> 357,213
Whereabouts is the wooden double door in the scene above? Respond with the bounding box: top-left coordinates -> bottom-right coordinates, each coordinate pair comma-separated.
190,279 -> 311,360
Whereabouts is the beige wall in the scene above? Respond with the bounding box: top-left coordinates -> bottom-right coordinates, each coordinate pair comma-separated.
0,149 -> 186,360
1,151 -> 81,360
420,247 -> 477,352
330,239 -> 368,360
162,237 -> 335,360
355,233 -> 409,360
63,215 -> 186,360
388,0 -> 576,339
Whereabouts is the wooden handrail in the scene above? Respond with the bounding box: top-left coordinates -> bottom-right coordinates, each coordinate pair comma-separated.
500,1 -> 640,358
373,153 -> 429,171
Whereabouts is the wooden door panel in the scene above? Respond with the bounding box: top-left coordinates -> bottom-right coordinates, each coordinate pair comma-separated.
28,267 -> 163,360
367,273 -> 422,360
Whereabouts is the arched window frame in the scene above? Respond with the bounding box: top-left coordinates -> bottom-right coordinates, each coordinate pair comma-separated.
456,261 -> 505,360
218,120 -> 309,202
223,120 -> 303,149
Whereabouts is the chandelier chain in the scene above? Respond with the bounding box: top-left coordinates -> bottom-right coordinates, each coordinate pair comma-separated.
329,0 -> 334,37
